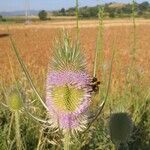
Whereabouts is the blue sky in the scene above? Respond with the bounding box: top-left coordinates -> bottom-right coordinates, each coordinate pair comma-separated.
0,0 -> 146,12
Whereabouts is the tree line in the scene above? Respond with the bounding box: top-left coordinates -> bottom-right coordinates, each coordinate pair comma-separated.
52,1 -> 150,18
0,1 -> 149,22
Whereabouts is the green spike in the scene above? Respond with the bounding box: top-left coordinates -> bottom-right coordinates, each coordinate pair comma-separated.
51,32 -> 86,71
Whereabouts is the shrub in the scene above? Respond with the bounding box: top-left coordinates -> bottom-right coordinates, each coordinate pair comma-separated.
0,15 -> 3,21
38,10 -> 48,20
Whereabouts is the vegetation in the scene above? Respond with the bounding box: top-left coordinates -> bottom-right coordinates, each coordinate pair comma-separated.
53,1 -> 150,18
0,15 -> 6,22
38,10 -> 48,20
0,15 -> 2,20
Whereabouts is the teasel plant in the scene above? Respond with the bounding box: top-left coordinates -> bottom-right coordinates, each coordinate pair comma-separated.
7,86 -> 24,150
46,32 -> 93,149
0,77 -> 23,150
131,0 -> 136,62
109,112 -> 133,150
6,0 -> 115,149
8,32 -> 90,149
0,49 -> 24,150
127,0 -> 137,80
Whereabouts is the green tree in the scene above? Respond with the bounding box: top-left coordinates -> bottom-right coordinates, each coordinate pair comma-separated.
122,4 -> 132,14
66,7 -> 76,16
0,15 -> 3,21
0,15 -> 6,22
109,11 -> 115,18
79,7 -> 90,18
89,6 -> 98,17
108,8 -> 116,18
60,8 -> 66,16
38,10 -> 48,20
139,1 -> 149,11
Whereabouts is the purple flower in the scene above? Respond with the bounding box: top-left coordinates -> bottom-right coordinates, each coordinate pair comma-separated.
46,70 -> 92,131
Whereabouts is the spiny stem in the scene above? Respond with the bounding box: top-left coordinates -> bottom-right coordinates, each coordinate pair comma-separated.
93,1 -> 104,77
83,46 -> 115,134
131,0 -> 136,63
37,129 -> 43,150
76,0 -> 79,41
7,113 -> 14,143
127,0 -> 137,89
125,0 -> 137,89
64,131 -> 70,150
15,111 -> 22,150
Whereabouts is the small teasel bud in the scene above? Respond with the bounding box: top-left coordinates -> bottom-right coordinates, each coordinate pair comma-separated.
109,113 -> 133,146
7,88 -> 23,111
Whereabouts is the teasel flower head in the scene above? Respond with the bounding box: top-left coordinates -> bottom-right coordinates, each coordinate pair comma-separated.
7,86 -> 24,112
109,112 -> 133,145
46,33 -> 92,133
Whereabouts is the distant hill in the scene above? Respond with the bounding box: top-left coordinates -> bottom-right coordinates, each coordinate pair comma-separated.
0,10 -> 39,17
109,3 -> 126,9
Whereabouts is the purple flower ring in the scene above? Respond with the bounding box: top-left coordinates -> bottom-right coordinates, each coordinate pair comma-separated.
46,70 -> 92,131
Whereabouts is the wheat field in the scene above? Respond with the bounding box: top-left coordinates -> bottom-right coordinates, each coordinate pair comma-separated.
0,19 -> 150,85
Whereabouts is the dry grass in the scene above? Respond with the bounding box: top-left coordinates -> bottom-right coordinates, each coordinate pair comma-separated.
0,19 -> 150,89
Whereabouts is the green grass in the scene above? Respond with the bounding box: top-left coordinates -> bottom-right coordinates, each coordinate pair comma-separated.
1,66 -> 149,150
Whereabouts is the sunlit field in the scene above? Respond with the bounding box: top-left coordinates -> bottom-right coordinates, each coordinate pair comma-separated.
0,18 -> 150,150
0,19 -> 150,85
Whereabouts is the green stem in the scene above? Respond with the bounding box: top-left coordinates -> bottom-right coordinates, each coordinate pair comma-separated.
64,131 -> 70,150
8,35 -> 48,111
76,0 -> 79,41
131,0 -> 136,68
37,129 -> 43,150
7,113 -> 14,143
83,46 -> 115,134
93,2 -> 104,77
15,111 -> 22,150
